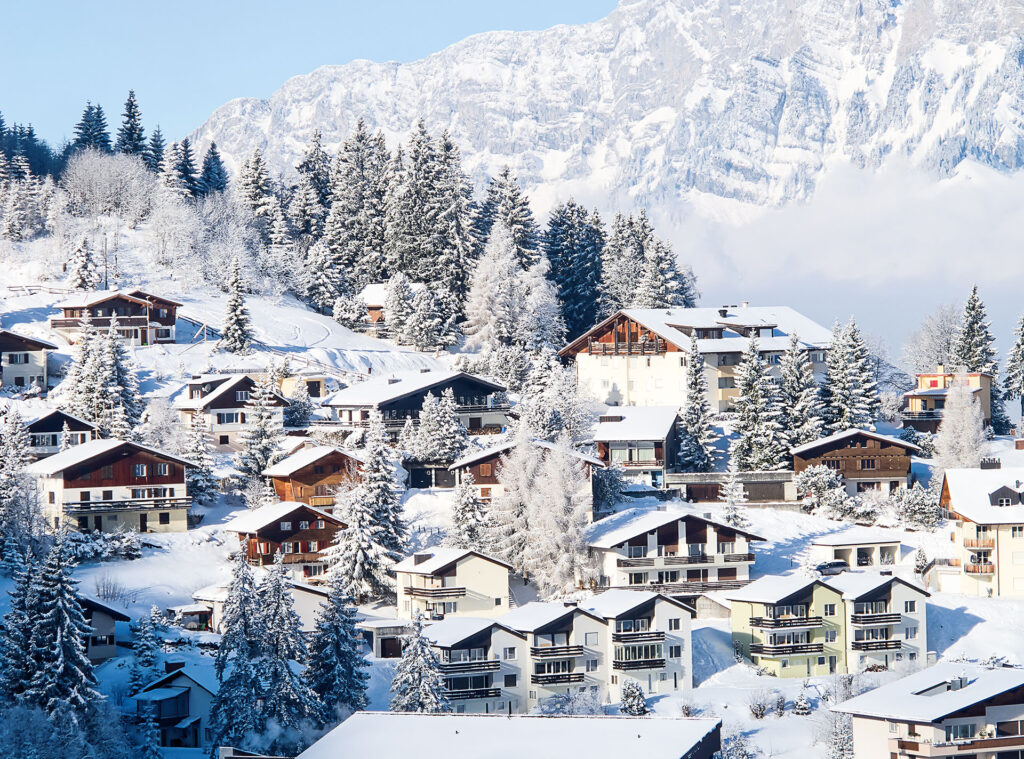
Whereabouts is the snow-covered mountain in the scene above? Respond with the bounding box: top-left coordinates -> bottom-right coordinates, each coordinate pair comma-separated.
192,0 -> 1024,213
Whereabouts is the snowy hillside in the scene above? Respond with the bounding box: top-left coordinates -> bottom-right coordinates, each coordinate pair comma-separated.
192,0 -> 1024,214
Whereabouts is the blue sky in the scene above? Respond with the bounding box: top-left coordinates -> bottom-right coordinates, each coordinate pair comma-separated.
0,1 -> 616,146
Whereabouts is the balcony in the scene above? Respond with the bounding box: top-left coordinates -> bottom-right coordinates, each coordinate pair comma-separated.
617,460 -> 666,469
613,658 -> 666,671
901,410 -> 943,420
617,554 -> 711,568
63,496 -> 191,514
587,338 -> 666,356
965,563 -> 995,575
851,639 -> 901,651
404,586 -> 467,599
445,687 -> 501,701
724,552 -> 756,563
749,616 -> 823,630
51,315 -> 151,330
618,579 -> 750,595
964,538 -> 995,549
851,612 -> 902,626
530,645 -> 584,658
439,660 -> 500,674
749,642 -> 823,656
889,735 -> 1024,757
611,631 -> 665,644
531,672 -> 585,686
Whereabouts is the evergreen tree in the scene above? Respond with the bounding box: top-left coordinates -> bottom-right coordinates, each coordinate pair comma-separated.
896,482 -> 940,531
359,410 -> 405,555
288,175 -> 325,241
432,131 -> 479,336
777,334 -> 824,450
301,239 -> 353,314
114,90 -> 145,156
516,348 -> 588,442
214,548 -> 263,679
404,288 -> 443,350
197,142 -> 228,196
0,546 -> 37,703
825,712 -> 855,759
383,121 -> 442,279
137,706 -> 162,759
174,137 -> 198,196
59,422 -> 73,452
72,102 -> 111,153
144,127 -> 165,172
296,128 -> 333,210
183,415 -> 216,506
303,575 -> 369,717
283,380 -> 313,427
383,272 -> 416,343
793,691 -> 811,716
482,427 -> 541,574
219,257 -> 252,353
731,337 -> 786,471
914,547 -> 930,574
678,334 -> 716,472
208,654 -> 261,752
389,613 -> 451,713
445,473 -> 487,549
820,319 -> 879,432
236,375 -> 284,484
1003,311 -> 1024,419
544,201 -> 604,339
237,148 -> 275,234
66,236 -> 101,290
463,221 -> 522,354
478,166 -> 539,269
413,390 -> 467,462
98,318 -> 144,433
322,482 -> 394,604
633,235 -> 697,309
0,406 -> 34,536
619,679 -> 649,716
720,459 -> 749,529
951,286 -> 997,374
518,254 -> 566,354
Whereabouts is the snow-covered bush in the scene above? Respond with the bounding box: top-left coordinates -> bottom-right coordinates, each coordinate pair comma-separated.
774,692 -> 786,717
899,426 -> 935,458
877,390 -> 904,424
678,701 -> 698,717
66,528 -> 142,563
748,690 -> 771,719
793,691 -> 811,715
619,679 -> 649,716
61,149 -> 157,225
914,547 -> 929,574
794,465 -> 849,516
721,732 -> 760,759
538,688 -> 604,715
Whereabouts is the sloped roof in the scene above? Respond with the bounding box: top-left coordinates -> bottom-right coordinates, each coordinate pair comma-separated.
811,526 -> 904,547
136,663 -> 218,698
24,408 -> 99,431
222,501 -> 344,534
79,592 -> 131,621
587,506 -> 765,550
422,617 -> 524,648
791,428 -> 920,456
449,439 -> 604,470
175,374 -> 289,411
592,406 -> 679,442
26,438 -> 196,475
55,289 -> 151,309
127,289 -> 183,306
725,574 -> 819,604
262,445 -> 364,477
393,548 -> 512,575
942,467 -> 1024,524
581,589 -> 693,619
825,571 -> 929,601
323,370 -> 504,408
498,601 -> 604,632
0,329 -> 57,351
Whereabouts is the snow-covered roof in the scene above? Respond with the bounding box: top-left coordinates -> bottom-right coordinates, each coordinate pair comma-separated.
174,374 -> 289,410
422,617 -> 523,648
167,603 -> 212,614
587,506 -> 765,550
811,526 -> 904,547
26,438 -> 196,475
298,712 -> 721,759
0,329 -> 57,350
834,662 -> 1024,723
498,601 -> 603,632
323,370 -> 504,408
824,571 -> 929,601
943,467 -> 1024,524
791,427 -> 920,456
904,386 -> 982,398
592,406 -> 679,442
725,574 -> 818,604
355,617 -> 414,630
222,501 -> 343,534
393,548 -> 511,575
449,439 -> 603,470
55,289 -> 151,309
580,589 -> 691,619
24,408 -> 99,430
262,445 -> 364,477
79,592 -> 131,621
138,663 -> 218,698
358,282 -> 425,307
192,585 -> 229,603
132,686 -> 188,701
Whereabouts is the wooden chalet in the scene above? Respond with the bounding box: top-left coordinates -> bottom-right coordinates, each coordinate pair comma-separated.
358,282 -> 426,326
0,329 -> 55,389
50,289 -> 180,345
262,445 -> 364,508
175,373 -> 290,449
24,408 -> 99,458
792,428 -> 919,496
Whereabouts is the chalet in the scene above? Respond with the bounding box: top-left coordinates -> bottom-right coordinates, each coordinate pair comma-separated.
27,438 -> 194,533
131,663 -> 217,749
834,662 -> 1024,759
592,405 -> 680,488
394,548 -> 512,621
449,439 -> 604,504
174,374 -> 289,450
222,501 -> 346,582
903,366 -> 993,433
0,329 -> 55,389
262,445 -> 364,509
357,282 -> 426,328
279,368 -> 330,399
323,369 -> 508,434
193,580 -> 330,633
810,527 -> 904,568
559,305 -> 831,412
50,289 -> 180,345
587,507 -> 765,598
24,409 -> 99,458
792,428 -> 920,495
296,712 -> 722,759
80,593 -> 130,661
939,466 -> 1024,598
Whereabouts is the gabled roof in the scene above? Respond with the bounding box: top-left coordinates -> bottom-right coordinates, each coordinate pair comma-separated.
222,501 -> 344,535
24,408 -> 99,432
581,589 -> 694,619
904,386 -> 982,398
592,406 -> 679,443
127,289 -> 183,307
393,548 -> 512,575
136,663 -> 218,698
834,662 -> 1024,723
262,445 -> 365,477
323,370 -> 504,408
587,506 -> 766,550
0,329 -> 57,351
725,574 -> 821,604
449,439 -> 604,471
79,592 -> 131,621
26,438 -> 197,475
824,571 -> 929,601
358,282 -> 426,307
942,467 -> 1024,524
422,617 -> 525,648
55,289 -> 152,309
498,601 -> 605,632
811,526 -> 904,547
175,374 -> 290,411
791,428 -> 920,456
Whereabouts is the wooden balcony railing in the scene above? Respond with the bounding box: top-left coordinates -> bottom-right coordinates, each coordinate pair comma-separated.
611,631 -> 665,644
531,672 -> 585,686
851,639 -> 901,651
530,645 -> 584,658
750,642 -> 823,656
445,687 -> 501,701
851,612 -> 902,626
587,338 -> 666,356
404,586 -> 467,599
749,616 -> 823,630
439,660 -> 500,674
63,496 -> 191,514
964,538 -> 995,549
613,658 -> 666,671
965,563 -> 995,574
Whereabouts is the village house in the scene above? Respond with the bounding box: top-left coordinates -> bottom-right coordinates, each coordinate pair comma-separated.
262,445 -> 363,509
792,428 -> 920,495
356,617 -> 415,659
0,329 -> 55,390
174,373 -> 290,450
834,661 -> 1024,759
131,663 -> 217,749
50,289 -> 180,345
940,466 -> 1024,598
192,580 -> 330,634
357,281 -> 426,331
222,501 -> 346,582
278,368 -> 330,400
727,572 -> 929,678
559,305 -> 831,412
810,527 -> 904,568
587,507 -> 765,601
27,438 -> 194,533
394,548 -> 512,621
903,366 -> 993,433
668,470 -> 797,502
24,408 -> 99,458
322,369 -> 508,434
295,712 -> 722,759
592,405 -> 680,488
80,593 -> 130,662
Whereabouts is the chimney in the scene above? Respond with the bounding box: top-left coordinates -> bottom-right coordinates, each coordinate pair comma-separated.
936,364 -> 945,374
387,378 -> 401,384
563,601 -> 578,608
718,308 -> 728,317
420,368 -> 431,373
980,457 -> 1001,470
741,301 -> 749,308
165,659 -> 185,674
598,415 -> 625,423
413,552 -> 432,565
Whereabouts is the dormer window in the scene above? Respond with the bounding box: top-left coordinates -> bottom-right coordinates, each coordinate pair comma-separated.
998,498 -> 1013,507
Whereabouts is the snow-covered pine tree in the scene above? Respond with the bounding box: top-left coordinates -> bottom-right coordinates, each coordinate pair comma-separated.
777,334 -> 824,450
515,348 -> 584,442
296,128 -> 333,211
1003,312 -> 1024,420
404,287 -> 443,351
678,334 -> 716,472
597,213 -> 641,318
137,705 -> 162,759
254,553 -> 324,746
283,380 -> 313,427
414,389 -> 467,463
633,233 -> 698,309
619,679 -> 649,716
0,545 -> 37,704
517,254 -> 566,354
322,484 -> 394,604
114,91 -> 146,156
304,573 -> 369,718
144,126 -> 165,172
174,137 -> 199,197
236,147 -> 275,234
0,406 -> 33,534
896,482 -> 939,531
159,140 -> 187,195
383,272 -> 416,343
914,547 -> 929,574
463,221 -> 523,354
360,410 -> 406,555
98,317 -> 144,433
543,200 -> 604,339
934,378 -> 985,472
301,239 -> 353,314
396,417 -> 418,457
182,415 -> 216,507
793,691 -> 811,716
383,121 -> 442,280
477,166 -> 540,269
720,459 -> 750,529
731,337 -> 787,471
235,375 -> 284,484
825,711 -> 855,759
196,141 -> 228,196
128,612 -> 160,695
66,235 -> 101,290
71,102 -> 111,153
219,257 -> 252,353
208,653 -> 261,752
445,473 -> 487,550
820,319 -> 879,432
482,427 -> 541,574
214,547 -> 263,680
289,175 -> 326,245
261,196 -> 296,294
951,285 -> 997,374
389,613 -> 452,713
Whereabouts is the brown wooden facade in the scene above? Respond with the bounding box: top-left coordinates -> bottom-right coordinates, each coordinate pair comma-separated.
53,290 -> 180,344
793,433 -> 914,482
560,313 -> 683,357
64,447 -> 188,490
233,504 -> 346,576
269,451 -> 362,508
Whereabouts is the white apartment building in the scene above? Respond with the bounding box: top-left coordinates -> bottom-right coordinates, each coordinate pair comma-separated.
559,306 -> 831,412
0,329 -> 54,390
834,662 -> 1024,759
174,373 -> 289,450
394,549 -> 512,621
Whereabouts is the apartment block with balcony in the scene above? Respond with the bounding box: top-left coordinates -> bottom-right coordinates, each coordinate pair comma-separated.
834,662 -> 1024,759
174,373 -> 290,450
587,507 -> 765,597
592,406 -> 680,488
903,367 -> 993,433
394,548 -> 512,621
940,467 -> 1024,598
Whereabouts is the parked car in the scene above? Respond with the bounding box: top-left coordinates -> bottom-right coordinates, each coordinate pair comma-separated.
816,560 -> 850,576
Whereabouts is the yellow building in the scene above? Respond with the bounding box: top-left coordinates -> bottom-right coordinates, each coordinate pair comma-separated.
903,366 -> 992,433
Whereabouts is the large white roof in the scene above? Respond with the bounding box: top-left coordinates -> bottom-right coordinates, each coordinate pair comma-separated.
791,427 -> 920,456
943,467 -> 1024,524
579,589 -> 689,619
222,501 -> 342,534
593,406 -> 679,442
297,712 -> 721,759
450,439 -> 604,470
174,374 -> 289,411
824,571 -> 928,600
834,662 -> 1024,722
54,288 -> 150,309
499,601 -> 600,632
810,526 -> 904,547
421,617 -> 519,648
323,370 -> 503,408
725,574 -> 818,604
358,282 -> 426,307
393,548 -> 511,575
26,438 -> 195,475
587,506 -> 765,550
262,445 -> 364,477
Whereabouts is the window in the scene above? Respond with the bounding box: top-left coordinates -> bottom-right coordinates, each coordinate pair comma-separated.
825,630 -> 837,643
780,659 -> 789,669
158,512 -> 170,525
315,519 -> 325,529
586,659 -> 599,672
80,491 -> 91,502
717,377 -> 736,389
480,488 -> 492,499
610,676 -> 617,685
529,690 -> 537,700
944,723 -> 976,741
823,459 -> 841,470
888,721 -> 899,734
480,463 -> 492,477
1013,526 -> 1024,538
494,597 -> 502,606
281,521 -> 292,531
133,464 -> 147,477
216,413 -> 241,425
668,618 -> 681,631
860,459 -> 877,470
219,435 -> 229,445
156,463 -> 169,476
503,647 -> 517,660
504,674 -> 517,687
101,465 -> 113,479
235,390 -> 250,402
823,604 -> 836,617
998,498 -> 1013,507
299,520 -> 310,530
308,540 -> 319,551
585,632 -> 599,646
669,645 -> 682,658
48,492 -> 55,504
313,465 -> 324,475
904,600 -> 917,613
282,543 -> 294,554
102,490 -> 112,500
905,626 -> 918,640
